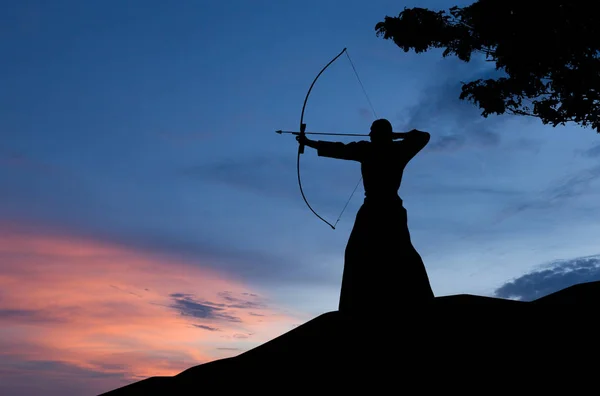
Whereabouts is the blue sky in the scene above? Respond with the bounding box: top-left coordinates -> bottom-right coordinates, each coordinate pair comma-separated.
2,0 -> 600,394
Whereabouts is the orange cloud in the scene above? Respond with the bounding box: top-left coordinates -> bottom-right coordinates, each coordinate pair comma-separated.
0,223 -> 303,393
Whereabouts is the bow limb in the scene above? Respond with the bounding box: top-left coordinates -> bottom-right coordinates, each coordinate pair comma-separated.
297,48 -> 347,230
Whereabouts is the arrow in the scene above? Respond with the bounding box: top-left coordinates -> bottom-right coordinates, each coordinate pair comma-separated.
276,130 -> 369,137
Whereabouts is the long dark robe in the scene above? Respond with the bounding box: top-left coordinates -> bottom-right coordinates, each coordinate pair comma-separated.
317,134 -> 434,314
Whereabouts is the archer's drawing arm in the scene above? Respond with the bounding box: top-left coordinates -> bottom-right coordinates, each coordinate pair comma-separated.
394,129 -> 430,162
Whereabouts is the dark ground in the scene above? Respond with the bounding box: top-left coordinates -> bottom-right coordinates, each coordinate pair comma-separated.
100,280 -> 600,395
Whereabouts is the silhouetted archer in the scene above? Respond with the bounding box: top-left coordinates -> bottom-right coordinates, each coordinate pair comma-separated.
297,118 -> 435,314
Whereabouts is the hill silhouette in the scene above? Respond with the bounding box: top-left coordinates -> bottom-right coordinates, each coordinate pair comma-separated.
100,280 -> 599,395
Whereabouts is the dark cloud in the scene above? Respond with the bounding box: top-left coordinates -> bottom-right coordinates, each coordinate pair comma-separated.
0,309 -> 40,320
0,309 -> 66,324
494,254 -> 600,301
217,291 -> 266,309
192,324 -> 220,331
167,291 -> 269,324
167,293 -> 241,322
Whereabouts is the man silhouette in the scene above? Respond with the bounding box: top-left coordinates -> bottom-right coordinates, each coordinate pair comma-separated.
297,119 -> 434,314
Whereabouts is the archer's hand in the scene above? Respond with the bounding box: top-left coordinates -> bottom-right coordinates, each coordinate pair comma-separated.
296,134 -> 308,146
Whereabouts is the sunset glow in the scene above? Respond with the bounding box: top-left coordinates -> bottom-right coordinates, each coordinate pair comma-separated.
0,223 -> 301,393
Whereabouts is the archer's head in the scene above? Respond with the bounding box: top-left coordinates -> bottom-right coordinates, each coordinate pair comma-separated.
369,119 -> 393,144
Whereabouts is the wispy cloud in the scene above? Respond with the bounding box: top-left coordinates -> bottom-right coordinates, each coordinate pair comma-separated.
494,163 -> 600,221
192,324 -> 220,331
180,154 -> 298,198
580,143 -> 600,158
495,254 -> 600,301
397,65 -> 508,153
178,153 -> 358,216
412,183 -> 524,198
426,134 -> 466,152
0,309 -> 68,324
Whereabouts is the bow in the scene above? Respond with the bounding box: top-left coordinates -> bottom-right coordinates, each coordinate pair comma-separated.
296,47 -> 377,229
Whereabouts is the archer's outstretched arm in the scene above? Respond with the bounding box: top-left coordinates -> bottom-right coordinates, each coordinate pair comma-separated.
297,135 -> 364,161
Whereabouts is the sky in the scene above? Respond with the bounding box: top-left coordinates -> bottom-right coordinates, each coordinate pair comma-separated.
2,0 -> 600,394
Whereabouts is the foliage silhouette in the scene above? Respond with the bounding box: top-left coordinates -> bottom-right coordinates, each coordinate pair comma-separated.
375,1 -> 600,132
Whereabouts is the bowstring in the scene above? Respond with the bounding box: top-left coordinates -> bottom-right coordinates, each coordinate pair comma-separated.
345,50 -> 378,119
332,49 -> 378,228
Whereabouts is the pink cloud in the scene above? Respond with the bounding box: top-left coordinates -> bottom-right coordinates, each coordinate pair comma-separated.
0,223 -> 302,394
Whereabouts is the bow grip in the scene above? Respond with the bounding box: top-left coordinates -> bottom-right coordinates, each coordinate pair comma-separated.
299,123 -> 306,154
